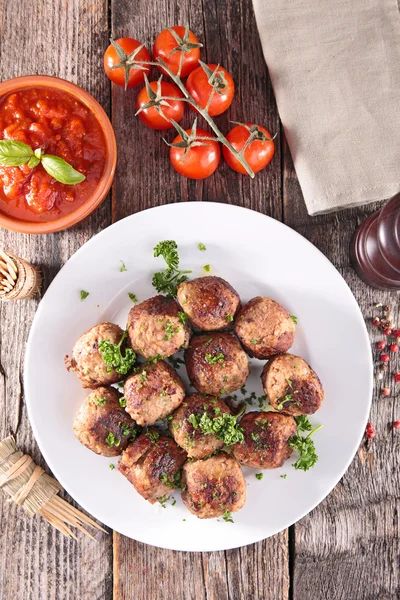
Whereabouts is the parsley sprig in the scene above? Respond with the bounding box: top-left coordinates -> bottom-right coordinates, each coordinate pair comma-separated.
98,330 -> 136,375
187,406 -> 245,446
152,240 -> 192,296
289,416 -> 322,471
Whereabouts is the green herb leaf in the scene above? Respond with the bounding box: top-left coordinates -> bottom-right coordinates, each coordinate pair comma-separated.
0,140 -> 33,166
290,315 -> 298,324
164,320 -> 179,341
222,510 -> 234,523
203,264 -> 211,272
119,396 -> 127,408
280,474 -> 287,479
98,330 -> 136,375
27,155 -> 41,169
80,290 -> 89,301
120,260 -> 127,272
157,495 -> 169,508
152,240 -> 192,296
198,242 -> 206,251
255,473 -> 263,480
105,432 -> 120,448
205,352 -> 225,365
146,430 -> 160,443
178,311 -> 189,324
289,424 -> 322,471
128,292 -> 137,303
187,410 -> 244,446
41,154 -> 85,185
294,415 -> 313,432
109,463 -> 115,470
225,314 -> 233,322
93,396 -> 107,407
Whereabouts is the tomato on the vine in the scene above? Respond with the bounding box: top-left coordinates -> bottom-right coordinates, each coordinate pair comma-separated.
153,26 -> 202,77
104,38 -> 150,89
169,124 -> 220,179
136,79 -> 184,130
223,123 -> 275,174
186,63 -> 234,116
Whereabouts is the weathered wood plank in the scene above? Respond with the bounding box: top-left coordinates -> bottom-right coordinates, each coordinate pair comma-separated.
111,0 -> 287,598
283,139 -> 400,599
0,1 -> 113,598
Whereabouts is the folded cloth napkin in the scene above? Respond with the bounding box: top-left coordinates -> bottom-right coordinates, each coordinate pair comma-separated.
253,0 -> 400,215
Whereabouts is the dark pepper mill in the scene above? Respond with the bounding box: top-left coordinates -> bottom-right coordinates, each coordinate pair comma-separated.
350,192 -> 400,290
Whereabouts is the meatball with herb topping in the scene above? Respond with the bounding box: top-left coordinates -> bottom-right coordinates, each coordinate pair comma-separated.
181,453 -> 246,519
169,393 -> 239,459
65,322 -> 132,389
73,387 -> 138,457
127,295 -> 191,359
124,360 -> 185,426
177,276 -> 240,331
261,353 -> 324,415
234,297 -> 295,358
118,429 -> 187,504
185,332 -> 249,395
232,411 -> 297,469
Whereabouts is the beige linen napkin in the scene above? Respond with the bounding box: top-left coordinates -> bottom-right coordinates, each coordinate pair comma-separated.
253,0 -> 400,215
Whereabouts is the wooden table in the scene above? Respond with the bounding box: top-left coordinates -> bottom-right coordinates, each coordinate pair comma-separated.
0,0 -> 398,598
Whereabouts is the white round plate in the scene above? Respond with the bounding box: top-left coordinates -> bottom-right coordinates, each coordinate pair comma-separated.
25,202 -> 373,552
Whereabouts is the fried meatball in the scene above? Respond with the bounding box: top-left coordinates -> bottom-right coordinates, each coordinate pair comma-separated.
232,411 -> 297,469
181,453 -> 246,519
73,387 -> 138,457
118,430 -> 187,504
261,353 -> 324,416
177,276 -> 240,331
169,393 -> 231,459
65,322 -> 128,389
185,332 -> 249,395
124,360 -> 185,426
127,295 -> 191,359
234,297 -> 295,359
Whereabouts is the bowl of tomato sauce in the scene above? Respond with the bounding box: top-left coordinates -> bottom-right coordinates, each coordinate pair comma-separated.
0,75 -> 116,234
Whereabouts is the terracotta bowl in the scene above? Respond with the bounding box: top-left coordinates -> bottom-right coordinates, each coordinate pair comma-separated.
0,75 -> 116,234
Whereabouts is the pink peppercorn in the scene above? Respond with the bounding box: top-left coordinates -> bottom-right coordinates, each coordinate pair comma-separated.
381,353 -> 390,363
383,328 -> 392,336
381,387 -> 390,396
394,372 -> 400,383
390,343 -> 399,353
376,341 -> 386,351
372,317 -> 380,327
393,421 -> 400,429
366,422 -> 375,439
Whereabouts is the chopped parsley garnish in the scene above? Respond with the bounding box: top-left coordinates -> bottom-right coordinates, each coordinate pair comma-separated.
240,386 -> 247,395
280,474 -> 287,479
171,497 -> 177,506
140,369 -> 147,382
121,423 -> 133,438
255,473 -> 263,480
98,330 -> 136,375
250,339 -> 258,345
119,397 -> 127,408
160,470 -> 182,489
295,415 -> 313,432
178,311 -> 189,324
276,393 -> 299,411
222,510 -> 234,523
204,338 -> 213,347
157,495 -> 168,508
93,396 -> 107,407
187,409 -> 244,446
290,315 -> 298,324
109,464 -> 115,470
128,292 -> 137,303
146,430 -> 160,443
167,356 -> 184,369
105,432 -> 120,448
80,290 -> 89,301
120,260 -> 127,272
152,240 -> 192,296
289,423 -> 322,472
205,352 -> 225,365
198,242 -> 206,251
225,314 -> 233,322
203,264 -> 211,272
251,432 -> 260,442
164,320 -> 179,341
148,354 -> 164,364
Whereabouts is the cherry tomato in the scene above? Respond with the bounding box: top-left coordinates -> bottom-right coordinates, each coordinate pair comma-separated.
153,26 -> 201,77
136,81 -> 184,130
170,128 -> 220,179
186,63 -> 234,116
223,123 -> 275,174
104,38 -> 150,88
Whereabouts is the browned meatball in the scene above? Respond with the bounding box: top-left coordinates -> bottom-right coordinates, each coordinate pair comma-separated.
181,453 -> 246,519
234,297 -> 295,359
177,276 -> 240,331
73,387 -> 138,457
261,353 -> 324,415
118,429 -> 187,504
185,332 -> 249,395
124,360 -> 185,426
232,411 -> 297,469
127,295 -> 191,359
65,322 -> 129,388
169,393 -> 231,459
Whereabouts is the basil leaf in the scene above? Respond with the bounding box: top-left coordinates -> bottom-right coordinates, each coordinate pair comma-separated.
41,154 -> 86,185
0,140 -> 34,166
27,156 -> 41,169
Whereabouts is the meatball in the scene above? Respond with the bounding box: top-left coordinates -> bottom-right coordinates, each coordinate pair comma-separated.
127,295 -> 191,359
232,411 -> 297,469
177,276 -> 240,331
261,353 -> 324,415
73,387 -> 138,457
65,322 -> 129,388
234,297 -> 295,359
124,360 -> 185,426
185,332 -> 249,395
169,393 -> 231,459
118,430 -> 187,504
181,453 -> 246,519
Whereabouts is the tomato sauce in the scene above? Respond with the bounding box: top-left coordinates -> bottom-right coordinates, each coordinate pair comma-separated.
0,87 -> 107,222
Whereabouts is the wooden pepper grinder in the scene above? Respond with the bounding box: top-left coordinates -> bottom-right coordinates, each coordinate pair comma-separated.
0,251 -> 42,301
350,192 -> 400,290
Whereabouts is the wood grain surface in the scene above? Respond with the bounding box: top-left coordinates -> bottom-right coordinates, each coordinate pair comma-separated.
0,0 -> 398,599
